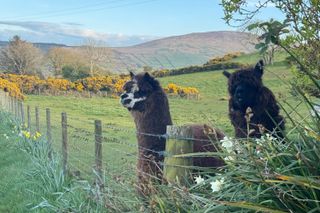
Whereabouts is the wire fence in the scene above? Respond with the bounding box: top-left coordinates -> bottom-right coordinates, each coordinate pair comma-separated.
0,83 -> 313,188
0,89 -> 209,187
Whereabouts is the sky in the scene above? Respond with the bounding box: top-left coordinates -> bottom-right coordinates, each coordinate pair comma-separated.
0,0 -> 285,47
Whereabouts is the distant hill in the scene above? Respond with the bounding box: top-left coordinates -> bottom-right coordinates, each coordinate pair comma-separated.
108,31 -> 256,73
0,31 -> 256,73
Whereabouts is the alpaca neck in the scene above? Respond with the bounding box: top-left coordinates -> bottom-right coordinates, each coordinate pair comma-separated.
131,90 -> 172,152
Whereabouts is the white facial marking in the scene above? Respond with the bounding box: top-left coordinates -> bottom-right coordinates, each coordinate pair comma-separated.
121,82 -> 146,109
127,96 -> 146,108
131,83 -> 139,93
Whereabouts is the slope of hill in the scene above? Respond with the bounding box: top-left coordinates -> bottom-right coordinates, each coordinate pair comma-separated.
0,31 -> 256,73
109,31 -> 256,73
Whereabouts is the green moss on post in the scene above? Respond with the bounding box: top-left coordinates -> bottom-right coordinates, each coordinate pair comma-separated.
164,125 -> 193,185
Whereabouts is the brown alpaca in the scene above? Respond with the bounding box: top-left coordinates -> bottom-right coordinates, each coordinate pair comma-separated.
223,60 -> 285,139
120,72 -> 224,196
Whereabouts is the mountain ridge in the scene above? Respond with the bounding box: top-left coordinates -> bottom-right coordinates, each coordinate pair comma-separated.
0,31 -> 256,73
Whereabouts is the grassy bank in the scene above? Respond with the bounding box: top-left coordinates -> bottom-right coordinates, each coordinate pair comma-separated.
0,113 -> 33,212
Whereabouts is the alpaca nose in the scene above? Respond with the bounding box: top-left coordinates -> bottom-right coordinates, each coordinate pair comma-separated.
121,93 -> 128,99
123,99 -> 131,105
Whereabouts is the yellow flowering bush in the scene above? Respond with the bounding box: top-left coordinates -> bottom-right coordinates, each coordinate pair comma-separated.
0,74 -> 44,94
0,74 -> 200,99
164,83 -> 200,99
75,75 -> 130,95
46,78 -> 74,92
0,74 -> 131,96
0,78 -> 25,100
113,78 -> 129,94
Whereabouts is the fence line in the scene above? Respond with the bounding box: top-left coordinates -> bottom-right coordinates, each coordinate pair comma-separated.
0,89 -> 301,188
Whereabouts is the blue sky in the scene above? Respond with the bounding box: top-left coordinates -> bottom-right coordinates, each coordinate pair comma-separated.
0,0 -> 284,46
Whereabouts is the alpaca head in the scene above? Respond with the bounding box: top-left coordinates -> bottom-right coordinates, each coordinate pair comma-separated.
120,72 -> 160,111
223,60 -> 264,111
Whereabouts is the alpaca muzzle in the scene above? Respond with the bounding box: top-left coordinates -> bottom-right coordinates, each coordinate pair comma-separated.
120,92 -> 146,109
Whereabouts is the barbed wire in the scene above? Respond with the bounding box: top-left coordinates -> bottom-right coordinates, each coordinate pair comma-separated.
67,154 -> 94,171
67,124 -> 94,136
68,142 -> 96,159
67,161 -> 93,177
103,124 -> 223,142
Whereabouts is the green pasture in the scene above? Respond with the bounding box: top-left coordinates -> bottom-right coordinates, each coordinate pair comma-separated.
20,54 -> 309,181
0,134 -> 32,213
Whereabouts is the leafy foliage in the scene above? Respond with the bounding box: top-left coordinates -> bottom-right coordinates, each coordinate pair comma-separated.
222,0 -> 320,97
0,78 -> 24,100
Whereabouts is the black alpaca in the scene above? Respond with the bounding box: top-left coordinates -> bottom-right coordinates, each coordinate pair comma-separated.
223,60 -> 285,139
120,72 -> 225,195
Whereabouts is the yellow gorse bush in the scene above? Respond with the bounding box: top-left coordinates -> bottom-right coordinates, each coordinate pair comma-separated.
75,75 -> 130,94
0,74 -> 130,96
1,74 -> 198,99
0,78 -> 25,100
47,78 -> 74,92
164,83 -> 200,98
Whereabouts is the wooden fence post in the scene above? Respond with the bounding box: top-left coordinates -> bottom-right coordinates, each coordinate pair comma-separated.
61,112 -> 68,175
35,107 -> 40,132
20,102 -> 25,125
15,99 -> 18,118
5,92 -> 9,111
0,90 -> 4,109
10,97 -> 13,113
12,97 -> 15,116
94,120 -> 103,186
13,98 -> 16,115
46,108 -> 52,159
15,99 -> 21,121
163,125 -> 194,185
27,105 -> 31,131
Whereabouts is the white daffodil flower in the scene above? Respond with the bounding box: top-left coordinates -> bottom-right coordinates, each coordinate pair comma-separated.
220,136 -> 233,153
210,178 -> 225,192
266,133 -> 276,141
194,175 -> 205,185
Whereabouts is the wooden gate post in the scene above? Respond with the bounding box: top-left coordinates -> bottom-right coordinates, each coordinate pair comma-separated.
61,112 -> 68,175
163,125 -> 194,185
94,120 -> 103,186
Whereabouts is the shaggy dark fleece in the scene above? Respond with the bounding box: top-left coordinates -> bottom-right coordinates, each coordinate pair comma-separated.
120,72 -> 225,196
223,60 -> 285,139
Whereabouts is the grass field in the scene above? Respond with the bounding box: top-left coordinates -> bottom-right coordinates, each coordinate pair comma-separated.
0,113 -> 36,212
19,53 -> 309,181
0,53 -> 315,212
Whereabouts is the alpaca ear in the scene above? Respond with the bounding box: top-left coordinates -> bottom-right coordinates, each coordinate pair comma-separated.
223,70 -> 231,78
143,72 -> 153,81
144,72 -> 159,88
129,71 -> 135,79
254,60 -> 264,78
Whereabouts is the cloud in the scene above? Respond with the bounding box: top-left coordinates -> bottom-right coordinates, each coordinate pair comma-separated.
0,21 -> 160,47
